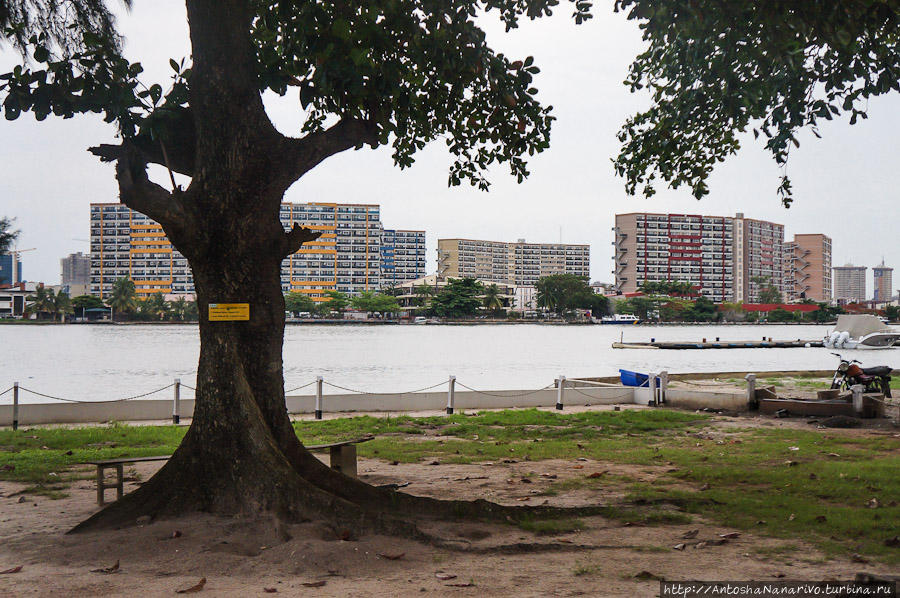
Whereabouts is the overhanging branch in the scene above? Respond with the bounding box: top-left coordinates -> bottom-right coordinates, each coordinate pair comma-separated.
278,118 -> 379,185
108,144 -> 187,230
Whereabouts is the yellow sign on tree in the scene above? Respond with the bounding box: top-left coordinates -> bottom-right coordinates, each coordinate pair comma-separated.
208,303 -> 250,321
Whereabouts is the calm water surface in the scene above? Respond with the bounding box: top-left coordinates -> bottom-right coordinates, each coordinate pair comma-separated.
2,323 -> 898,403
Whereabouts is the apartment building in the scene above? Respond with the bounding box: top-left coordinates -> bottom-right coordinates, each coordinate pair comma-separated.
832,264 -> 867,304
437,238 -> 590,286
91,202 -> 414,301
278,202 -> 382,300
613,212 -> 788,302
783,234 -> 832,303
613,213 -> 735,302
873,260 -> 893,303
380,229 -> 427,288
90,203 -> 193,298
732,213 -> 785,302
60,251 -> 91,296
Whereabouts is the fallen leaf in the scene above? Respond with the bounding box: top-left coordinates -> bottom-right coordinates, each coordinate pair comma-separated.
263,589 -> 277,594
719,532 -> 740,539
377,552 -> 405,560
447,582 -> 475,587
0,566 -> 22,574
826,452 -> 840,457
520,477 -> 532,484
540,473 -> 557,479
301,581 -> 326,588
587,472 -> 604,479
694,542 -> 708,549
90,560 -> 120,574
756,520 -> 766,525
435,573 -> 457,581
785,460 -> 798,467
571,465 -> 584,470
516,497 -> 530,501
867,498 -> 880,509
176,577 -> 206,593
773,573 -> 786,579
788,446 -> 799,451
681,529 -> 699,539
788,514 -> 795,521
673,543 -> 685,551
851,554 -> 869,564
556,539 -> 573,544
633,571 -> 664,581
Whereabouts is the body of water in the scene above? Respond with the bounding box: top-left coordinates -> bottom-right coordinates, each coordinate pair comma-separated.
2,323 -> 898,403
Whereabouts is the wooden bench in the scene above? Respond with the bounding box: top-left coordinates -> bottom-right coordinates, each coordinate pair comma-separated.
87,436 -> 374,505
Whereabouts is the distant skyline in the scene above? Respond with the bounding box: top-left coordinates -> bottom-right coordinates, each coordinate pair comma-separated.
2,2 -> 898,298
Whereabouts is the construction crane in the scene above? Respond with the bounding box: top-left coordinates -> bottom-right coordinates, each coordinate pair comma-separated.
3,248 -> 35,285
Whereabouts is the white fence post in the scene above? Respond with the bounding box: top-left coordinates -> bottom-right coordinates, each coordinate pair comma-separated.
173,378 -> 181,424
556,375 -> 566,410
315,376 -> 324,420
446,375 -> 456,415
12,381 -> 19,431
851,384 -> 864,416
658,371 -> 668,404
648,372 -> 658,406
745,373 -> 757,409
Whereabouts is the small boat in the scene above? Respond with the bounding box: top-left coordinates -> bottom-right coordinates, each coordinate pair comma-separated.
619,369 -> 650,386
824,314 -> 900,350
596,314 -> 641,325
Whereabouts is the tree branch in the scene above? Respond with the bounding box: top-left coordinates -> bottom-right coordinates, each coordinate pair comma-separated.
282,223 -> 322,258
89,107 -> 197,177
112,144 -> 187,230
278,118 -> 379,185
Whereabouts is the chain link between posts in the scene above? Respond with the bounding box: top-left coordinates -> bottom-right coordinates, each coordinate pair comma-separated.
322,380 -> 448,396
15,383 -> 175,404
454,381 -> 556,398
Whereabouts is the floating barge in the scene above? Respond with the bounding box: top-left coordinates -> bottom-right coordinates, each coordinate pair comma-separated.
612,339 -> 823,350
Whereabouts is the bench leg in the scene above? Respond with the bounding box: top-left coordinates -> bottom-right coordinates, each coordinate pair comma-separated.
115,463 -> 124,501
96,466 -> 105,506
329,445 -> 357,478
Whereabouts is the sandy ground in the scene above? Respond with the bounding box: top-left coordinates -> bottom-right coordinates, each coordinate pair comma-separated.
2,425 -> 896,598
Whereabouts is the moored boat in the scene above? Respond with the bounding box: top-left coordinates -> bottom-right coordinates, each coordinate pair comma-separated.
824,314 -> 900,350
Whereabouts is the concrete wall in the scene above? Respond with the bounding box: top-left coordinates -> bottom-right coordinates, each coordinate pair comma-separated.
664,389 -> 748,412
2,386 -> 640,426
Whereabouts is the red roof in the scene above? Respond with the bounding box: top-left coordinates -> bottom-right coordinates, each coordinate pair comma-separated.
741,303 -> 819,313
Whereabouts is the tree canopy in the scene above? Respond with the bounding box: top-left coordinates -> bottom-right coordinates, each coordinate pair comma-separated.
535,274 -> 608,316
0,216 -> 19,253
613,1 -> 900,205
430,277 -> 485,318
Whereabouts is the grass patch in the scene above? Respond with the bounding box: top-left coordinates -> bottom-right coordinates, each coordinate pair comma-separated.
1,409 -> 897,563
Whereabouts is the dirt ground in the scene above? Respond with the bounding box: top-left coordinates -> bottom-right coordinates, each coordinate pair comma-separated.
1,418 -> 894,598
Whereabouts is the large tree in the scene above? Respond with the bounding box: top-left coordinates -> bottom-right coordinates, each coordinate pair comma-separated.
0,216 -> 19,253
1,0 -> 596,534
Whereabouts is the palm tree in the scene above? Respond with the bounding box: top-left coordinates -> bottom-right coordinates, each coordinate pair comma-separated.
0,217 -> 19,254
107,277 -> 136,321
25,285 -> 55,319
482,284 -> 503,313
53,291 -> 73,322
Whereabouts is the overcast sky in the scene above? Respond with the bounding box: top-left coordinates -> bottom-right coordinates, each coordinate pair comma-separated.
1,2 -> 898,296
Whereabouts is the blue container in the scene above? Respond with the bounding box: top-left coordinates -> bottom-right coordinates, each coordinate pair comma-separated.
619,369 -> 649,387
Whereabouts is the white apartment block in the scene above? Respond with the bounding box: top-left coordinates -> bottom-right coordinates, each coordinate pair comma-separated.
437,238 -> 590,286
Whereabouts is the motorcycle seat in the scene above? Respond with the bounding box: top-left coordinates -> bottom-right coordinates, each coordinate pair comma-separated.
861,366 -> 892,377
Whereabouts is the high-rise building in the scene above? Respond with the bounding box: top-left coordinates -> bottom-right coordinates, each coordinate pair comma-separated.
91,202 -> 417,301
613,212 -> 788,302
0,254 -> 23,285
380,229 -> 427,288
278,202 -> 382,300
873,260 -> 893,303
832,264 -> 867,304
783,234 -> 832,303
613,213 -> 735,302
437,238 -> 590,286
60,251 -> 91,296
732,213 -> 785,302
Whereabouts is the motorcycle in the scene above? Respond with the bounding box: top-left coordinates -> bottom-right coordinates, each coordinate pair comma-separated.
830,353 -> 892,397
